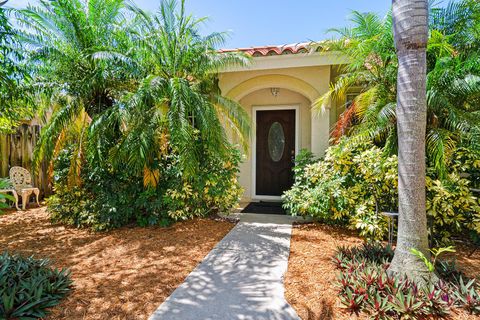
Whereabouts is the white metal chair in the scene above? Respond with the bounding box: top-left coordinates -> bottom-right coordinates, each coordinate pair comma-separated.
9,166 -> 40,210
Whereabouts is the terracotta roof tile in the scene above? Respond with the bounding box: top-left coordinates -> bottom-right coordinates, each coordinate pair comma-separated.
219,42 -> 316,57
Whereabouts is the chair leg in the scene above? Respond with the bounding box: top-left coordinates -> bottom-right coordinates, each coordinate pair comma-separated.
22,191 -> 31,210
12,191 -> 19,211
34,189 -> 40,206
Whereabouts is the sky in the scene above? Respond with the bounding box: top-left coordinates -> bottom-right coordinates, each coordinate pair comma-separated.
6,0 -> 391,48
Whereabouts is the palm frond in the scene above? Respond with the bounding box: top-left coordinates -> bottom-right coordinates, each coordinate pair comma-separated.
426,128 -> 457,178
32,97 -> 83,171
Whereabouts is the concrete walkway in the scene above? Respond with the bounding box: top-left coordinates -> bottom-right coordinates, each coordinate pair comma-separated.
149,213 -> 300,320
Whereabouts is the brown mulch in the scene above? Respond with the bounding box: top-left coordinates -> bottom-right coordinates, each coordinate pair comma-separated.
0,207 -> 234,320
284,223 -> 480,320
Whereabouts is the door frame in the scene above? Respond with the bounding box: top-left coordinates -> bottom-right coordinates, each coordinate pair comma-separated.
252,105 -> 300,201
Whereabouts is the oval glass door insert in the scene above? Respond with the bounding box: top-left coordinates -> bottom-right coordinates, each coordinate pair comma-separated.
268,122 -> 285,162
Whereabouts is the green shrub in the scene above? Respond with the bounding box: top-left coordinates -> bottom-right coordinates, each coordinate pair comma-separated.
453,277 -> 480,314
426,173 -> 480,244
291,149 -> 317,185
447,147 -> 480,189
283,139 -> 397,240
284,138 -> 480,244
48,144 -> 243,231
162,148 -> 243,220
0,252 -> 71,319
0,179 -> 14,213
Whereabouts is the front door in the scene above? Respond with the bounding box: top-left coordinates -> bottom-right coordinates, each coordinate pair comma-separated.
255,109 -> 296,196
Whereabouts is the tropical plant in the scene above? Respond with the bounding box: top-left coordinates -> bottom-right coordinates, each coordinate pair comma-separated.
284,140 -> 480,244
391,0 -> 461,282
97,0 -> 251,181
430,0 -> 480,66
313,0 -> 480,281
333,242 -> 480,318
315,0 -> 480,178
0,252 -> 71,320
16,0 -> 137,175
48,142 -> 243,231
0,2 -> 33,132
410,246 -> 456,273
12,0 -> 248,230
283,140 -> 398,240
454,277 -> 480,314
0,178 -> 14,213
426,173 -> 480,244
19,0 -> 249,199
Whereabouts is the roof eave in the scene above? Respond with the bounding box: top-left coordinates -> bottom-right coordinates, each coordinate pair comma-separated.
219,51 -> 346,73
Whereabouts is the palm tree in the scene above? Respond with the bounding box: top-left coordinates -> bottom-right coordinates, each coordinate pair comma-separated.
16,0 -> 137,178
0,2 -> 32,132
431,0 -> 480,63
387,0 -> 430,281
317,1 -> 479,281
315,0 -> 480,178
97,0 -> 251,183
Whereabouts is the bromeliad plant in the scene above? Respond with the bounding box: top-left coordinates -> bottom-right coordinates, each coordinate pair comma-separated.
0,252 -> 71,320
454,277 -> 480,314
333,243 -> 480,318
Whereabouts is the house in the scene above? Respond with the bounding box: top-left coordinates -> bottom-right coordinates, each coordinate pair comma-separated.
218,43 -> 345,202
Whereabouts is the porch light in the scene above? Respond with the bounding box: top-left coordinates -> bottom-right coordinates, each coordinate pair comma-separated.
270,87 -> 280,97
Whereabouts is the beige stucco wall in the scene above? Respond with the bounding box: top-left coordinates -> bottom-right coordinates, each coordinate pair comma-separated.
219,61 -> 336,201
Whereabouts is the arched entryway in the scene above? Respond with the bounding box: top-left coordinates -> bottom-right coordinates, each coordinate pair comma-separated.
219,68 -> 332,201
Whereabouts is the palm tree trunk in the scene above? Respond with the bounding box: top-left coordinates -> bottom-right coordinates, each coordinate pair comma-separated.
388,0 -> 431,282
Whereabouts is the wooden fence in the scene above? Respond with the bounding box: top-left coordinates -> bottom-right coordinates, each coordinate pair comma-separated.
0,123 -> 52,198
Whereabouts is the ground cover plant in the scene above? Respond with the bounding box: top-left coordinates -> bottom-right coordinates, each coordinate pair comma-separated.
333,242 -> 480,319
0,251 -> 71,320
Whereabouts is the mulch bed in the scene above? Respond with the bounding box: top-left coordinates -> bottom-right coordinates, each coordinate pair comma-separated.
284,223 -> 480,320
0,207 -> 235,320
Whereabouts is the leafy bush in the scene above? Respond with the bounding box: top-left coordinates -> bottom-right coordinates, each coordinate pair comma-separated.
0,252 -> 71,319
162,148 -> 243,220
48,144 -> 243,231
333,243 -> 480,318
426,174 -> 480,244
0,179 -> 14,213
283,138 -> 480,244
283,139 -> 397,240
447,147 -> 480,189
